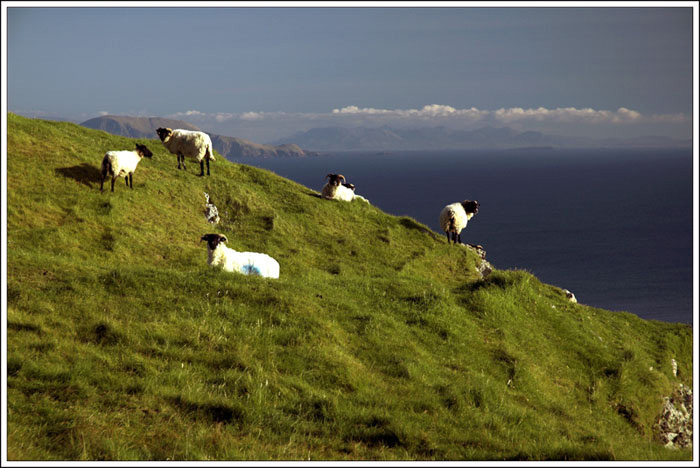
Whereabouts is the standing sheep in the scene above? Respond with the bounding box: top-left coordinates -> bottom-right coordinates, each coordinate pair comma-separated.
100,143 -> 153,192
200,233 -> 280,279
439,200 -> 479,244
156,127 -> 215,176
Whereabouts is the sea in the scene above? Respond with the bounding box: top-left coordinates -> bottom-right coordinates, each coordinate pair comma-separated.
235,148 -> 695,325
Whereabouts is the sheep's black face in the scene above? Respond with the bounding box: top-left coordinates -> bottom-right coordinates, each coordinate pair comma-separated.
326,173 -> 346,186
136,144 -> 153,158
462,200 -> 479,214
156,127 -> 172,142
201,234 -> 227,250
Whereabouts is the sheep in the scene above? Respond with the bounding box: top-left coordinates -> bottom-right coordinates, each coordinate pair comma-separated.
100,143 -> 153,192
200,233 -> 280,279
342,181 -> 370,203
156,127 -> 215,176
439,200 -> 479,244
322,174 -> 369,203
563,289 -> 577,303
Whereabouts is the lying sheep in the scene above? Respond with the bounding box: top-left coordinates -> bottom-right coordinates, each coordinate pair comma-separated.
322,174 -> 369,203
439,200 -> 479,244
100,143 -> 153,192
156,127 -> 215,176
200,233 -> 279,279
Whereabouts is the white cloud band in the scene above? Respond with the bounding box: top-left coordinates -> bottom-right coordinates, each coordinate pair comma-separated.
168,105 -> 686,126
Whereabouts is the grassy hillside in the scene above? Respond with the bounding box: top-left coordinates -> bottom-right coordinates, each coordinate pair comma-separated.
5,113 -> 693,461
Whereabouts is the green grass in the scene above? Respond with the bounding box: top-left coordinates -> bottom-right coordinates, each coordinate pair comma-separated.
5,113 -> 693,461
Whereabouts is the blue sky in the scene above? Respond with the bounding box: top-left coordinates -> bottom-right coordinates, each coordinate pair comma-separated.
5,3 -> 695,142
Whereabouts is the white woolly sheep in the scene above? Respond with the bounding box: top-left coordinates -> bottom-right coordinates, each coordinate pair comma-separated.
156,127 -> 215,176
341,181 -> 371,203
439,200 -> 479,244
100,143 -> 153,192
563,289 -> 577,303
200,233 -> 280,279
322,174 -> 369,203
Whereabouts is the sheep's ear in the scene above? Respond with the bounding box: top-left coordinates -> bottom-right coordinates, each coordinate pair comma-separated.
219,235 -> 228,243
326,174 -> 332,180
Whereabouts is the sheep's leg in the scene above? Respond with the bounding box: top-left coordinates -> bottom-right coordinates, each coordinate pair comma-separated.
100,162 -> 109,192
111,176 -> 116,192
125,176 -> 129,187
129,174 -> 133,189
180,153 -> 186,170
446,232 -> 451,244
206,158 -> 210,176
457,232 -> 462,244
198,160 -> 205,177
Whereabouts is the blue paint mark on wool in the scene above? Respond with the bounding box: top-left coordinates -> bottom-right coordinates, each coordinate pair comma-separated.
243,264 -> 262,276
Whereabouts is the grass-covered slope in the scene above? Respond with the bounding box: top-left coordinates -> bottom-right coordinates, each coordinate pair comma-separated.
5,113 -> 692,461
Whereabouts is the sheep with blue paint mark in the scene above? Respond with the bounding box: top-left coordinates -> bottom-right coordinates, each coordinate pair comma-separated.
200,234 -> 279,279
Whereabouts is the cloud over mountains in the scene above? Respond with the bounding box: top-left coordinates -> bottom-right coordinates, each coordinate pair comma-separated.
161,104 -> 689,143
169,104 -> 687,126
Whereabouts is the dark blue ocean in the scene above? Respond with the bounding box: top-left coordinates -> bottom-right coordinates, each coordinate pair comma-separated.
235,148 -> 695,324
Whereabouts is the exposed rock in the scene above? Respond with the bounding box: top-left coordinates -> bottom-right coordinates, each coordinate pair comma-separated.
672,358 -> 678,377
203,192 -> 220,224
656,383 -> 693,449
467,244 -> 493,279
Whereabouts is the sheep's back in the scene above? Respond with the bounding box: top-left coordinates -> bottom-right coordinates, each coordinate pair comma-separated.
239,251 -> 280,279
103,151 -> 141,176
322,183 -> 355,202
166,130 -> 215,161
439,203 -> 469,233
209,245 -> 279,279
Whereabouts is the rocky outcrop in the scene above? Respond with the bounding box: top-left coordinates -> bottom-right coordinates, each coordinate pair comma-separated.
468,244 -> 493,279
656,383 -> 693,449
203,192 -> 220,224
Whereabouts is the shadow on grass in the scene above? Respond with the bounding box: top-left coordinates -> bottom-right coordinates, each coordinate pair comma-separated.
167,395 -> 246,426
398,217 -> 441,240
55,163 -> 102,188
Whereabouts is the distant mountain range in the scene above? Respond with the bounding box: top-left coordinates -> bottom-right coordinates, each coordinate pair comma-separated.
271,125 -> 691,151
79,116 -> 691,154
80,115 -> 318,159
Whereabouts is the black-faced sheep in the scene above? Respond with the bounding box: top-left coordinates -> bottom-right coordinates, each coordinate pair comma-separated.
100,143 -> 153,192
439,200 -> 479,244
156,127 -> 215,176
322,174 -> 369,203
200,233 -> 280,279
